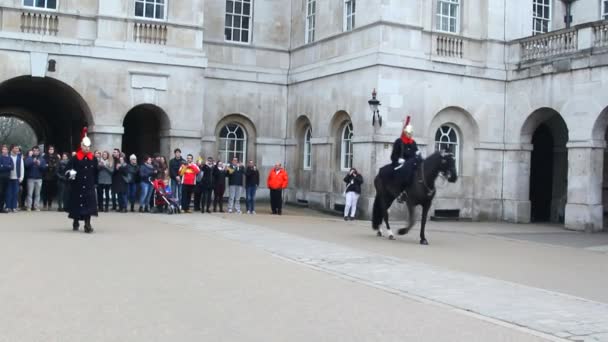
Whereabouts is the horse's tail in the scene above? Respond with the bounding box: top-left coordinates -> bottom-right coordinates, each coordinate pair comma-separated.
372,193 -> 383,230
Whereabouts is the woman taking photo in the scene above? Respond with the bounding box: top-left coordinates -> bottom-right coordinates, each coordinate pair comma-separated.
97,151 -> 114,212
343,168 -> 363,221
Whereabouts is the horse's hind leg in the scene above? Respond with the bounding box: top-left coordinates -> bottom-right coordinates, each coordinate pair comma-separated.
383,211 -> 395,240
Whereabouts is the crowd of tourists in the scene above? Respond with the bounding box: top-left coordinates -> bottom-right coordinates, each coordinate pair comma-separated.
0,145 -> 291,216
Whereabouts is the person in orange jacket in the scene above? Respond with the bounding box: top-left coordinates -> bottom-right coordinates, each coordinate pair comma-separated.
267,162 -> 288,215
178,154 -> 200,213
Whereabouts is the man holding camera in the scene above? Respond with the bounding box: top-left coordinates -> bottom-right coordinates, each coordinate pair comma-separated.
24,146 -> 47,211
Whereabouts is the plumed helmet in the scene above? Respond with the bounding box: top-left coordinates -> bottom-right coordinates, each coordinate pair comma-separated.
81,127 -> 91,147
404,124 -> 414,135
403,116 -> 413,135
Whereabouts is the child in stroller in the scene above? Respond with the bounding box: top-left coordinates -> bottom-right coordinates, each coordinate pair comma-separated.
151,178 -> 181,214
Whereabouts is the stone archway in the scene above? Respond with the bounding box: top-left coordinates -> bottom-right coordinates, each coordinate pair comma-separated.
122,104 -> 170,158
522,108 -> 569,223
0,76 -> 93,153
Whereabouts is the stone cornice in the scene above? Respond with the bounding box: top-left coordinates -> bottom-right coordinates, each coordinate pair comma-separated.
0,35 -> 207,69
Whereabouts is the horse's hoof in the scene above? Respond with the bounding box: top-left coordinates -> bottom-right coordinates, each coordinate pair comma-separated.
389,235 -> 395,240
397,228 -> 409,235
420,239 -> 428,245
376,231 -> 382,237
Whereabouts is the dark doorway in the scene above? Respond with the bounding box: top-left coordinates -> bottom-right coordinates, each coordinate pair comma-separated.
0,76 -> 91,153
122,104 -> 167,159
530,124 -> 554,222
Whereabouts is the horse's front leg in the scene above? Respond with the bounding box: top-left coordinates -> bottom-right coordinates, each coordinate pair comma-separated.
398,203 -> 416,235
420,203 -> 430,245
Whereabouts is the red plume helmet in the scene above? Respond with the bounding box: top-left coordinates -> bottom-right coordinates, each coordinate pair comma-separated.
401,116 -> 414,144
81,127 -> 88,142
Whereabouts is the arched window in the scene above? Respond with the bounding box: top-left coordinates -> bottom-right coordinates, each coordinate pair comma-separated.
219,123 -> 247,163
341,123 -> 353,170
303,127 -> 312,170
435,125 -> 459,172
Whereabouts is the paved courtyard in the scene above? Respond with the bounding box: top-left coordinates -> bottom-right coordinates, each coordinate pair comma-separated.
1,207 -> 608,341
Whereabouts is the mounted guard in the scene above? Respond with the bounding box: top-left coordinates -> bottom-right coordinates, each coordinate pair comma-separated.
391,115 -> 420,169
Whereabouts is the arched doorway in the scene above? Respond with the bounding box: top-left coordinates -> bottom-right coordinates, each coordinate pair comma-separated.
122,104 -> 170,158
524,109 -> 569,223
0,76 -> 92,153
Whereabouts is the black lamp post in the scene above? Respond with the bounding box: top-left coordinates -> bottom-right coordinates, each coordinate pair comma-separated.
368,88 -> 382,127
561,0 -> 578,29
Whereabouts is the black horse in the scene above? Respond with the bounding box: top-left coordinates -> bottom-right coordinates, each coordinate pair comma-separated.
371,151 -> 458,245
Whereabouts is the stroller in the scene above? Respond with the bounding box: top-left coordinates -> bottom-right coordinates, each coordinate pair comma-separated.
151,178 -> 181,214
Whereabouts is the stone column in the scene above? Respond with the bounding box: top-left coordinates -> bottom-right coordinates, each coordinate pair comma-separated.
501,144 -> 533,223
352,135 -> 397,220
159,129 -> 202,158
88,125 -> 124,152
564,141 -> 605,232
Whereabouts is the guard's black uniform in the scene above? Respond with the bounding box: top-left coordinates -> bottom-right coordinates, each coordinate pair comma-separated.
66,152 -> 99,232
390,138 -> 419,167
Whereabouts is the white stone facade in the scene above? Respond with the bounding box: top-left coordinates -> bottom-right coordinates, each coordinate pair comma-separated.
1,0 -> 608,231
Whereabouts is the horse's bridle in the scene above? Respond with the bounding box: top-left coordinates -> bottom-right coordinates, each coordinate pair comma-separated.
419,152 -> 454,197
419,160 -> 436,197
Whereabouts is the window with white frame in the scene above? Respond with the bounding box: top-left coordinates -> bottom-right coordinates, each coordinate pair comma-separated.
532,0 -> 551,35
135,0 -> 166,20
303,127 -> 312,169
434,125 -> 459,173
225,0 -> 252,43
436,0 -> 459,33
341,123 -> 354,170
219,123 -> 247,163
305,0 -> 316,43
344,0 -> 355,32
603,0 -> 608,20
23,0 -> 57,10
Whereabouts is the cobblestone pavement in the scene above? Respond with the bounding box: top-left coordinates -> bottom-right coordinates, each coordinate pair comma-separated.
154,210 -> 608,342
0,211 -> 554,342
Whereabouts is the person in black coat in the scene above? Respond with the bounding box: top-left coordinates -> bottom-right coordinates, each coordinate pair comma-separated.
245,160 -> 260,214
343,168 -> 363,221
66,129 -> 98,233
199,157 -> 215,213
112,156 -> 128,213
212,161 -> 227,212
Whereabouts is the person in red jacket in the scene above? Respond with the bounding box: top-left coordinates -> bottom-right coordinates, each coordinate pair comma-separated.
267,162 -> 288,215
178,154 -> 200,213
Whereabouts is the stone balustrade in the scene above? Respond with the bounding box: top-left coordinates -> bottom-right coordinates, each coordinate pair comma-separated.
593,21 -> 608,48
519,28 -> 577,61
436,34 -> 464,58
133,21 -> 168,45
20,11 -> 59,36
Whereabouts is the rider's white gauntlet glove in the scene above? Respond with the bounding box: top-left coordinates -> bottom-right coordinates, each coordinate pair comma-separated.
398,158 -> 405,164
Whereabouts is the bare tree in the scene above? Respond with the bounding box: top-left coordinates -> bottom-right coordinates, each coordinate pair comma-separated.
0,116 -> 37,148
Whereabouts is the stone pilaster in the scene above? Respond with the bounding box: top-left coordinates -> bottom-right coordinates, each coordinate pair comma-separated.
501,144 -> 533,223
564,141 -> 605,232
88,125 -> 124,152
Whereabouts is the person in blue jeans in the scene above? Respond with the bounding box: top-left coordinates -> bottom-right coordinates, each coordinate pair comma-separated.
126,155 -> 139,212
138,155 -> 156,212
0,145 -> 15,213
5,145 -> 24,213
245,160 -> 260,215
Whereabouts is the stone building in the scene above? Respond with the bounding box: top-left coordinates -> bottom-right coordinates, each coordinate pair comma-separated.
0,0 -> 607,231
